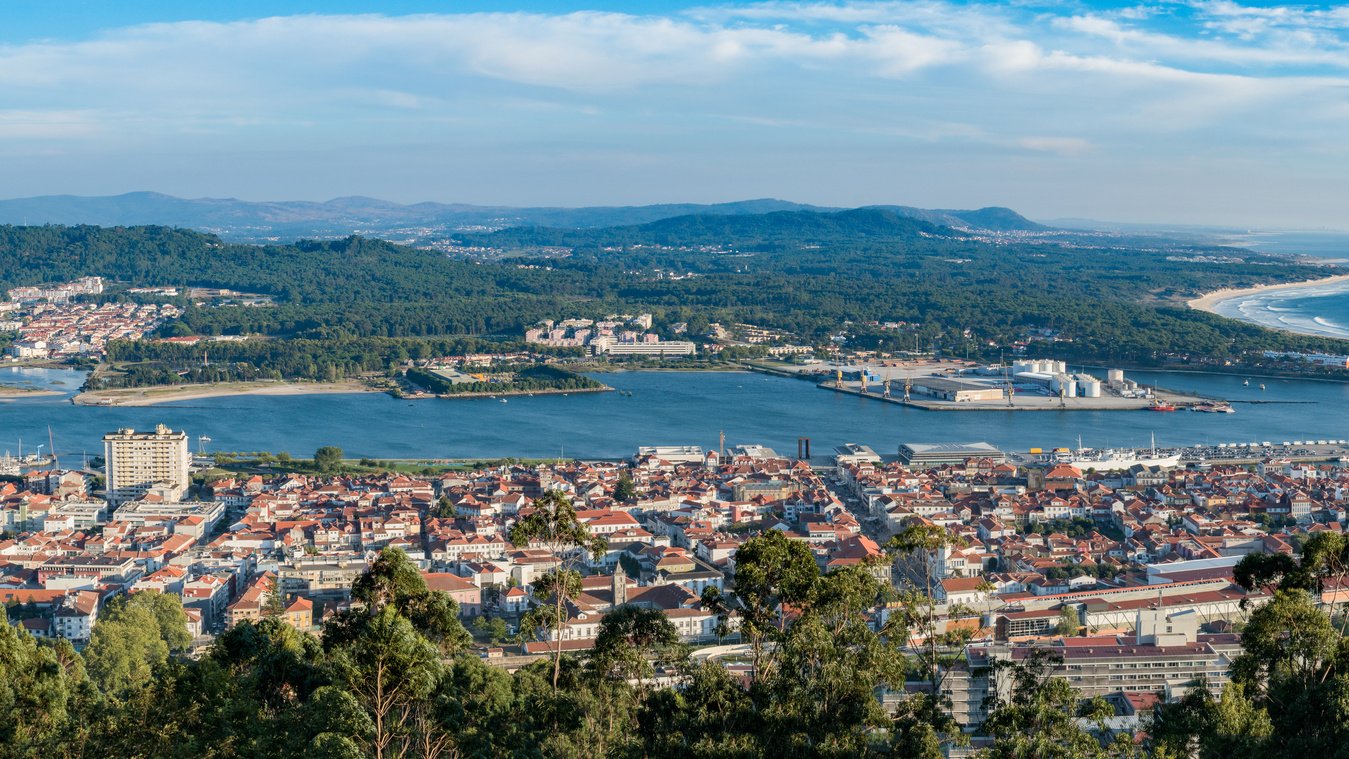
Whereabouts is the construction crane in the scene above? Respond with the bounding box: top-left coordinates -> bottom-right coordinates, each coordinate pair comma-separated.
859,372 -> 868,394
882,378 -> 892,398
834,369 -> 843,389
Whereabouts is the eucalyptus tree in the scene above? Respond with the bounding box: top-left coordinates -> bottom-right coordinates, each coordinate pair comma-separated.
730,528 -> 818,685
509,490 -> 607,691
591,604 -> 685,690
981,648 -> 1122,759
886,522 -> 977,721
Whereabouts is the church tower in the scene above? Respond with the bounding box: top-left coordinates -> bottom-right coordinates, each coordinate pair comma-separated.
612,562 -> 628,607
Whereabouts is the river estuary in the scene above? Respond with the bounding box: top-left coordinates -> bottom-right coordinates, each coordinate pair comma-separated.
3,366 -> 1349,461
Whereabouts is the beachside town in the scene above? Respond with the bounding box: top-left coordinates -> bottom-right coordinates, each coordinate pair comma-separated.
3,424 -> 1349,743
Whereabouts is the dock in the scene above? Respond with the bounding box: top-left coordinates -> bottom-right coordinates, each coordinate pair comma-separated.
817,381 -> 1207,411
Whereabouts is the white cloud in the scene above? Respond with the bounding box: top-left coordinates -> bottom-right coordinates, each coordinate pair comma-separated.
0,109 -> 101,139
0,2 -> 1346,224
1017,136 -> 1092,156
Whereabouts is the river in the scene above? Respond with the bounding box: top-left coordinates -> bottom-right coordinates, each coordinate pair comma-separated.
3,366 -> 1349,461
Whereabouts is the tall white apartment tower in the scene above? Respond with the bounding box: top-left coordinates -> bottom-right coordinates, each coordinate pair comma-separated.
103,425 -> 191,506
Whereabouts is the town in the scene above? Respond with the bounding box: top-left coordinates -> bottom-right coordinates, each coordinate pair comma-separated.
3,423 -> 1346,748
526,313 -> 698,356
2,277 -> 181,361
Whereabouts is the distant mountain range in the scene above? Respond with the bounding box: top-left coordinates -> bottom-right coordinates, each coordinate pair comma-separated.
0,191 -> 1049,240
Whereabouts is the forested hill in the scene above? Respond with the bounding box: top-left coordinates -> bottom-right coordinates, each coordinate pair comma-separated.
3,221 -> 1349,376
465,208 -> 957,250
0,224 -> 593,307
0,224 -> 607,338
0,191 -> 1048,237
860,205 -> 1049,232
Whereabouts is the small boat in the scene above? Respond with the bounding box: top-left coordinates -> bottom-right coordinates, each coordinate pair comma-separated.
1243,379 -> 1249,386
1259,384 -> 1266,391
1147,400 -> 1177,412
1191,402 -> 1235,414
500,398 -> 508,403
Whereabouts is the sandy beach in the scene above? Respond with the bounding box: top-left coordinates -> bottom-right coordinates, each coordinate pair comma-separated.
1186,273 -> 1349,315
72,380 -> 377,406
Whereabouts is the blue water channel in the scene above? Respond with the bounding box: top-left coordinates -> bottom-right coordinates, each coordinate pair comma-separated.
2,366 -> 1346,461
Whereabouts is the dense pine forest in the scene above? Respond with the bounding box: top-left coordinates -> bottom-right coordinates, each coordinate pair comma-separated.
2,215 -> 1348,388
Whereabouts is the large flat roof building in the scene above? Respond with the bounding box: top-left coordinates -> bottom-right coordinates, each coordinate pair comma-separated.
898,442 -> 1006,467
103,424 -> 191,506
908,377 -> 1005,403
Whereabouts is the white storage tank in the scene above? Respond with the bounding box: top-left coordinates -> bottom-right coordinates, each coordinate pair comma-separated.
1107,368 -> 1124,384
1050,375 -> 1077,398
1081,380 -> 1102,398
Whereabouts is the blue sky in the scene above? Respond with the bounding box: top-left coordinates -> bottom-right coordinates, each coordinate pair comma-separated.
2,1 -> 1348,227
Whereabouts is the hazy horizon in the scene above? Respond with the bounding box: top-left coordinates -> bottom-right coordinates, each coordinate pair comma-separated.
4,1 -> 1349,228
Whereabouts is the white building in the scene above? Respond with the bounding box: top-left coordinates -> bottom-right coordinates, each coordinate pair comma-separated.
591,336 -> 696,356
103,425 -> 191,506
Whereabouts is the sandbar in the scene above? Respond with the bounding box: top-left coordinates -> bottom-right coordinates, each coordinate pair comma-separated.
72,380 -> 376,406
0,386 -> 62,398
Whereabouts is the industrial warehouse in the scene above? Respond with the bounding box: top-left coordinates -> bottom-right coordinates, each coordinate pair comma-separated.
808,358 -> 1206,412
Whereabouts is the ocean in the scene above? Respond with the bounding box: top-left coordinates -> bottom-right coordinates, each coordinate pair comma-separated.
1212,231 -> 1349,340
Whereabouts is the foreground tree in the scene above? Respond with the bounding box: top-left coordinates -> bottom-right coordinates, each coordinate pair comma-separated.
0,622 -> 83,752
639,662 -> 763,758
330,546 -> 470,653
887,521 -> 977,743
1149,682 -> 1272,759
763,564 -> 906,755
591,604 -> 685,689
731,529 -> 818,685
981,648 -> 1122,759
83,591 -> 190,697
328,606 -> 443,759
509,490 -> 606,691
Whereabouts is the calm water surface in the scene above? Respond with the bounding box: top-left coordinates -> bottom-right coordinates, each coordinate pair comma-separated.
2,367 -> 1348,461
